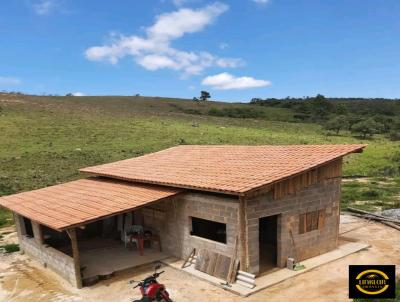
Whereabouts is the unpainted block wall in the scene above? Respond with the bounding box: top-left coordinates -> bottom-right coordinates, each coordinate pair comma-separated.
143,193 -> 239,260
14,214 -> 77,286
246,179 -> 341,275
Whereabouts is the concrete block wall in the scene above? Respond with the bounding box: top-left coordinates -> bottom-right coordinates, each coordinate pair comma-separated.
246,178 -> 341,275
14,214 -> 78,287
143,193 -> 239,260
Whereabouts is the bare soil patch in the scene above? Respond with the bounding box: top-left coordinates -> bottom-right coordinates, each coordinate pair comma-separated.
0,216 -> 399,302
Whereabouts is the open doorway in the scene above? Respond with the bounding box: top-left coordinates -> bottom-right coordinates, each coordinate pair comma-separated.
259,215 -> 278,274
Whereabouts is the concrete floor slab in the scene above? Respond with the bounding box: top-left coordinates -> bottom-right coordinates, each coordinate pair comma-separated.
163,240 -> 370,297
80,239 -> 168,279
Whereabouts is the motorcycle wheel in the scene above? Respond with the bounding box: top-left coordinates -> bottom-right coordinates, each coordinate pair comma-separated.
156,290 -> 172,302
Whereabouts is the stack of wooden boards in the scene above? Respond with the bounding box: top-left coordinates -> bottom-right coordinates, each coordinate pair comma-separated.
195,249 -> 233,280
193,248 -> 255,288
184,237 -> 252,286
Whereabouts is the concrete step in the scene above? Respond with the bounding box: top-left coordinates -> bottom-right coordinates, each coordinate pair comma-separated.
236,274 -> 256,285
237,270 -> 256,279
236,279 -> 255,289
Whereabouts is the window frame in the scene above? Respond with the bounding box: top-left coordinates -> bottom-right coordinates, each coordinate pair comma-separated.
190,216 -> 227,244
299,209 -> 326,234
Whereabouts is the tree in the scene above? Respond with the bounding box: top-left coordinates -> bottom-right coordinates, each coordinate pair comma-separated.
65,93 -> 73,96
199,91 -> 211,101
388,119 -> 400,141
307,94 -> 334,120
250,98 -> 262,104
335,103 -> 348,115
351,118 -> 384,139
374,115 -> 393,133
324,116 -> 349,135
346,115 -> 363,130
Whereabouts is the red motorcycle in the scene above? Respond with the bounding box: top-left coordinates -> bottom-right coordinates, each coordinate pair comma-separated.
129,264 -> 172,302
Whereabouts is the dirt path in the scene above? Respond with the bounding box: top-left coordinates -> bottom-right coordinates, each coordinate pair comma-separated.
0,215 -> 399,302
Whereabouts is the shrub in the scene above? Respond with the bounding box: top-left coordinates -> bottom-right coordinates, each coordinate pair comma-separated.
0,243 -> 20,253
360,189 -> 380,199
389,130 -> 400,141
208,107 -> 265,118
324,115 -> 349,135
351,118 -> 384,139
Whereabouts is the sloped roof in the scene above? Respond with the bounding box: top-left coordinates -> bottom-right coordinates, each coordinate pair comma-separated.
0,178 -> 182,230
81,144 -> 366,195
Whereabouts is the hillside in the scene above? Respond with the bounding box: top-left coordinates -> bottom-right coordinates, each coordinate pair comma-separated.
0,94 -> 399,225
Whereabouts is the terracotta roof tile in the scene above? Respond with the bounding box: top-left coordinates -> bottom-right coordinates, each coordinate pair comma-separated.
80,144 -> 366,195
0,178 -> 182,230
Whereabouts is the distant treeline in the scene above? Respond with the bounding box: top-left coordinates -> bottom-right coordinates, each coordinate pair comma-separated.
251,94 -> 400,140
250,95 -> 400,116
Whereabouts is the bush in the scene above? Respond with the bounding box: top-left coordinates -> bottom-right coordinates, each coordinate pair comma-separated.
324,115 -> 349,135
360,189 -> 380,199
208,107 -> 265,118
392,151 -> 400,163
351,118 -> 384,139
169,104 -> 202,115
389,130 -> 400,141
0,243 -> 20,253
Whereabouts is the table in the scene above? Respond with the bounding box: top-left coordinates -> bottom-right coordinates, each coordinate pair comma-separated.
130,234 -> 161,256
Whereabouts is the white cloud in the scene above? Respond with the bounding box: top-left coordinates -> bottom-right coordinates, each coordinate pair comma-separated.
148,3 -> 227,40
72,92 -> 85,96
0,77 -> 21,85
136,54 -> 179,71
202,72 -> 270,90
85,3 -> 243,76
33,0 -> 58,15
252,0 -> 269,4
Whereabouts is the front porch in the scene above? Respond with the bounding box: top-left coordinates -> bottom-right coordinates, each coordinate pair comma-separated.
79,238 -> 168,284
0,178 -> 182,288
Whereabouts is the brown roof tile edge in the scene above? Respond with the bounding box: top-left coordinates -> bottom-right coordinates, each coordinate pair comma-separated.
0,178 -> 184,231
80,144 -> 367,196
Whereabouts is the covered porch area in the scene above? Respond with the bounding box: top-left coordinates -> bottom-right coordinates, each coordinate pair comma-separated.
0,177 -> 182,288
79,238 -> 168,283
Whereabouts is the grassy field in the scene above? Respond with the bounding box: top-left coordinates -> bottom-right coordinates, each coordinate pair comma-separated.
342,178 -> 400,211
1,94 -> 399,226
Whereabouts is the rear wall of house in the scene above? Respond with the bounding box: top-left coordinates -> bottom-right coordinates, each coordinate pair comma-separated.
246,178 -> 341,275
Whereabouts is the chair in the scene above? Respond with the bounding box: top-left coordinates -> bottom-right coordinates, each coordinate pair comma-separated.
123,225 -> 143,248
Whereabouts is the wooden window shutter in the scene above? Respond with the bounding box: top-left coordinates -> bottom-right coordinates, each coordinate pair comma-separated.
311,210 -> 319,231
306,212 -> 313,232
299,213 -> 306,234
318,209 -> 326,230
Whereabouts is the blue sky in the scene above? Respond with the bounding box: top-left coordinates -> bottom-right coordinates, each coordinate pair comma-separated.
1,0 -> 400,101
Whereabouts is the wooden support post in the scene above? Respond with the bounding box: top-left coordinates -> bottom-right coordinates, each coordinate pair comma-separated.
67,228 -> 82,289
13,213 -> 25,242
32,221 -> 44,245
238,197 -> 248,271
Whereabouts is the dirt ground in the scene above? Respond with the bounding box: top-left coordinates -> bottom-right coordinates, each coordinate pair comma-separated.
0,215 -> 399,302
